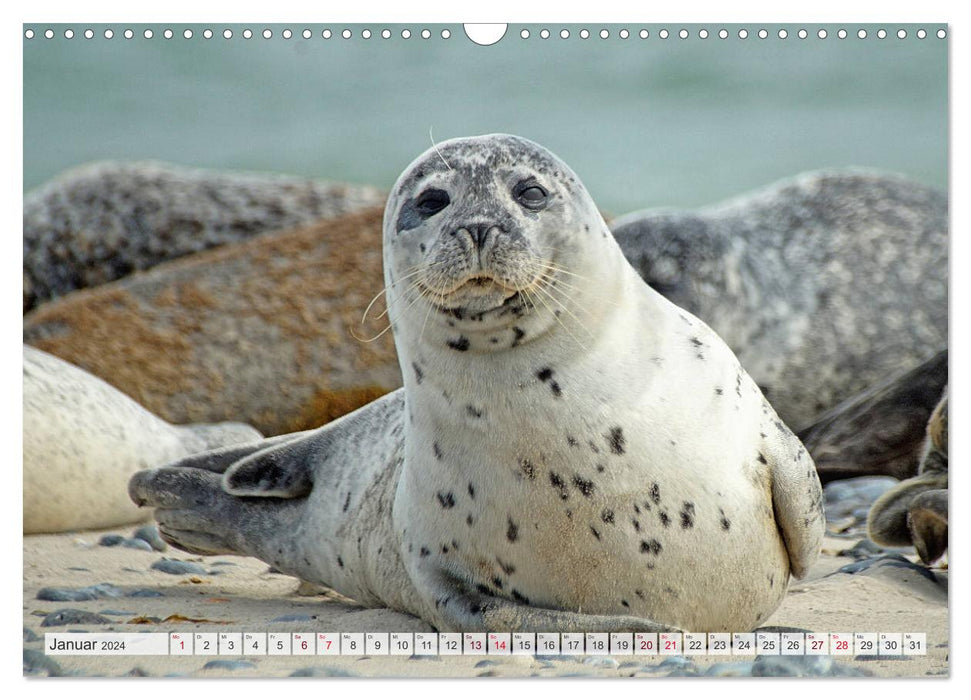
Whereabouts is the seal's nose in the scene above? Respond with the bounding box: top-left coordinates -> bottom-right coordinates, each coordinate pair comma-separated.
464,223 -> 492,250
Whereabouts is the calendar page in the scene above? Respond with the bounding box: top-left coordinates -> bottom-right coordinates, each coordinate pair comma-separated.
22,12 -> 949,680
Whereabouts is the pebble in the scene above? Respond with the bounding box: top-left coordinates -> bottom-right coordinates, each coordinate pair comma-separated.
41,609 -> 113,627
132,525 -> 168,551
98,534 -> 125,547
656,655 -> 695,671
99,610 -> 137,616
121,538 -> 154,552
23,649 -> 65,677
129,589 -> 164,598
838,539 -> 886,560
202,660 -> 257,671
38,583 -> 124,602
407,654 -> 442,661
824,477 -> 899,521
151,558 -> 207,575
210,561 -> 238,567
474,659 -> 502,668
269,614 -> 316,623
704,661 -> 755,677
751,654 -> 834,677
124,667 -> 151,677
582,657 -> 619,669
290,667 -> 358,677
477,670 -> 500,677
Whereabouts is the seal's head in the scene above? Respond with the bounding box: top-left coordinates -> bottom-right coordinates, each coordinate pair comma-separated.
383,134 -> 621,351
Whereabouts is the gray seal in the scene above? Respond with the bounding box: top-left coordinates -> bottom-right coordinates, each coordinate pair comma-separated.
24,345 -> 262,534
611,171 -> 947,432
23,161 -> 385,312
129,134 -> 824,632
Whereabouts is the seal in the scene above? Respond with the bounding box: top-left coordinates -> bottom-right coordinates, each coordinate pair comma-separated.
611,171 -> 947,432
129,134 -> 824,633
868,388 -> 948,564
24,345 -> 263,534
23,161 -> 385,312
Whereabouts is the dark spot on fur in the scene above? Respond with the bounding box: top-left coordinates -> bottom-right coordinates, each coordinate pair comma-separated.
595,463 -> 605,473
412,362 -> 424,384
342,492 -> 352,512
490,337 -> 499,344
491,576 -> 504,589
466,405 -> 484,418
567,436 -> 578,447
536,367 -> 554,382
590,526 -> 601,540
635,590 -> 645,599
506,518 -> 519,542
337,556 -> 344,568
447,337 -> 470,352
721,517 -> 731,531
680,502 -> 695,529
441,544 -> 449,554
632,519 -> 641,532
520,458 -> 536,480
640,539 -> 663,555
650,483 -> 661,505
468,483 -> 475,499
433,442 -> 443,460
419,547 -> 430,557
690,336 -> 703,348
659,511 -> 670,527
511,589 -> 530,604
715,387 -> 723,396
633,504 -> 641,514
573,475 -> 595,497
549,381 -> 562,397
621,600 -> 630,608
475,584 -> 492,596
437,492 -> 455,509
757,452 -> 768,465
497,558 -> 516,576
606,427 -> 626,455
511,327 -> 525,347
549,472 -> 569,500
466,514 -> 474,526
601,508 -> 615,524
588,440 -> 601,454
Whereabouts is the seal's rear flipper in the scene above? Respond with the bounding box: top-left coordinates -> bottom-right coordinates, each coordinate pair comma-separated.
223,438 -> 316,498
169,430 -> 313,474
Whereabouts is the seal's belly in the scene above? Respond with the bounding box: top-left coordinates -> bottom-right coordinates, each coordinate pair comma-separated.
403,457 -> 789,632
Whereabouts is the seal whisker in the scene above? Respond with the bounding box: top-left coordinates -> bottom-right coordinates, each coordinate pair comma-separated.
429,125 -> 452,171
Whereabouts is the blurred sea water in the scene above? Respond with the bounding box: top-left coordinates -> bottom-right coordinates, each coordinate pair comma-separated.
23,24 -> 947,215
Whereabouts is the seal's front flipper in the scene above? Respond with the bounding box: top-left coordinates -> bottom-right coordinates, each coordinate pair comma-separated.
439,591 -> 674,633
767,435 -> 825,579
418,573 -> 674,633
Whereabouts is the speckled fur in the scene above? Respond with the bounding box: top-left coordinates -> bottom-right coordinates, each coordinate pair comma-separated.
130,135 -> 824,632
24,346 -> 262,533
611,172 -> 947,431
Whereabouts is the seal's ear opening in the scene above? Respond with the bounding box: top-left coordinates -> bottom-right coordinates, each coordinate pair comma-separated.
223,444 -> 313,499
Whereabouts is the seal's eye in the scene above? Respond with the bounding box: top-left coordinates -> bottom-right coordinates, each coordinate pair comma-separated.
415,189 -> 450,217
515,183 -> 548,210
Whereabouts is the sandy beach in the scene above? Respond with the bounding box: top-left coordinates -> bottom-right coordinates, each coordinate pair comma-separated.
23,524 -> 948,679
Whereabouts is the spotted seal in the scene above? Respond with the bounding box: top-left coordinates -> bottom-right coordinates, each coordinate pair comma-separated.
129,134 -> 824,632
24,345 -> 262,534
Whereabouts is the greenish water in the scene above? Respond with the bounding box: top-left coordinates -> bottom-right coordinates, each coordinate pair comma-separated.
23,24 -> 947,214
